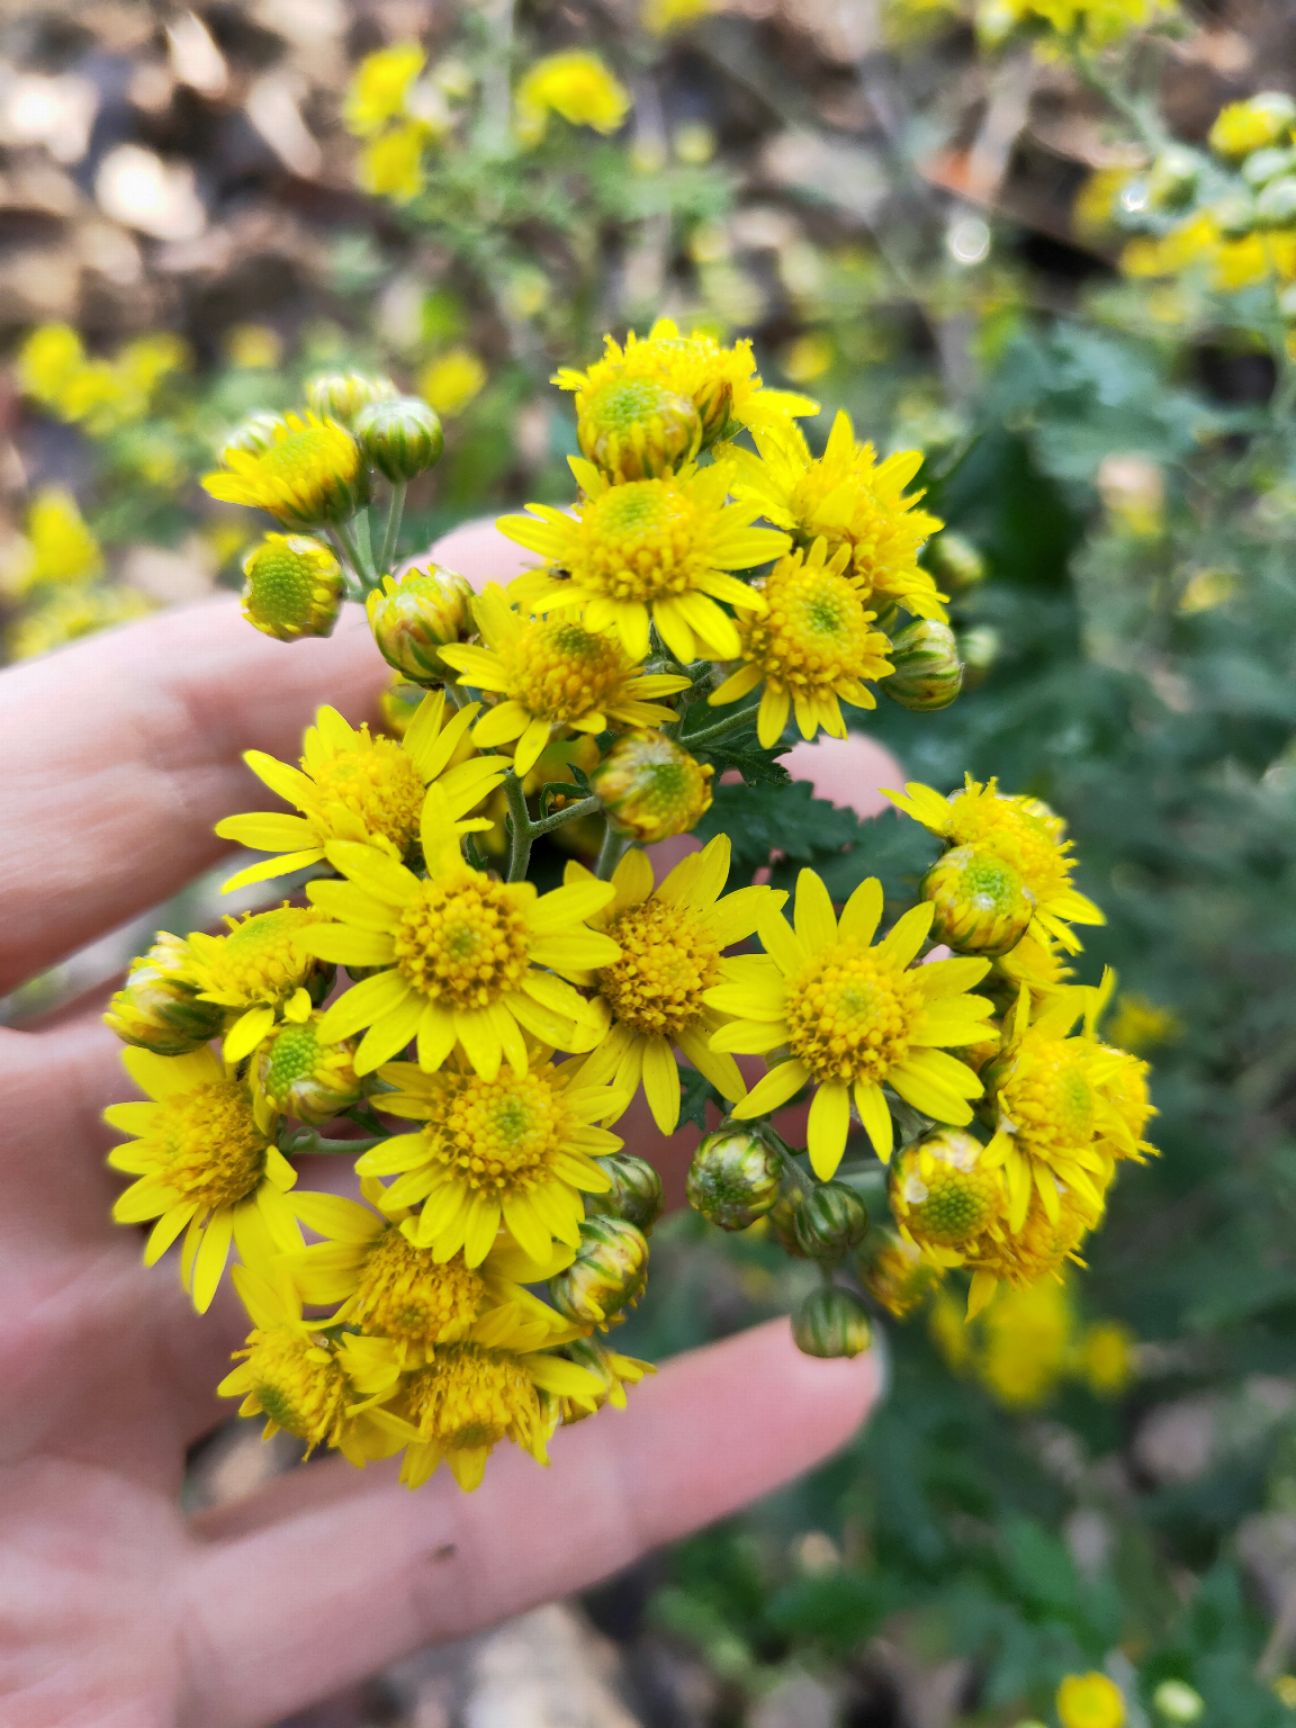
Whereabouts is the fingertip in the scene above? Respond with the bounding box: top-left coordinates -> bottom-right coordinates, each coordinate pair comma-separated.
783,734 -> 904,819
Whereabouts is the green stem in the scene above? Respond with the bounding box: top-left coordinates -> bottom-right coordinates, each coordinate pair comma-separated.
594,823 -> 631,880
503,772 -> 533,882
531,794 -> 601,837
679,697 -> 763,750
443,681 -> 471,710
355,509 -> 378,586
377,481 -> 407,576
285,1132 -> 384,1157
333,520 -> 374,592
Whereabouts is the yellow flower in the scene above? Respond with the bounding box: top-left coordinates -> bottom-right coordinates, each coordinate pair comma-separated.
987,0 -> 1170,47
977,1277 -> 1075,1407
307,791 -> 619,1078
202,412 -> 367,528
966,1179 -> 1102,1317
643,0 -> 713,32
891,1127 -> 1010,1268
251,992 -> 365,1126
1106,991 -> 1180,1053
553,317 -> 819,445
16,322 -> 86,409
105,1047 -> 304,1313
708,537 -> 894,747
729,410 -> 946,619
886,775 -> 1105,954
515,51 -> 631,147
1057,1672 -> 1126,1728
116,332 -> 189,399
240,532 -> 344,642
1209,94 -> 1296,162
859,1227 -> 943,1318
359,122 -> 430,203
568,834 -> 784,1133
593,733 -> 714,843
1078,1319 -> 1136,1396
344,42 -> 426,136
185,904 -> 325,1063
711,869 -> 996,1178
551,1336 -> 655,1421
8,586 -> 152,659
357,1051 -> 624,1263
225,323 -> 283,369
500,460 -> 789,662
6,489 -> 103,595
215,692 -> 505,893
418,346 -> 488,417
440,584 -> 692,776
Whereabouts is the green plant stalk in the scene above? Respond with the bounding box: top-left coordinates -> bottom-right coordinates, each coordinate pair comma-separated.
679,696 -> 764,750
594,823 -> 631,880
376,481 -> 407,577
504,771 -> 533,882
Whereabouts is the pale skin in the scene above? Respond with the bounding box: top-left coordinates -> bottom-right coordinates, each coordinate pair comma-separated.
0,524 -> 899,1728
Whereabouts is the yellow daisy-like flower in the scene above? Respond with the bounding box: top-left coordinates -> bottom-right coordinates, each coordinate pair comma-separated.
965,1177 -> 1103,1317
567,834 -> 783,1133
359,122 -> 430,204
514,51 -> 631,147
185,904 -> 324,1063
439,584 -> 692,776
6,488 -> 103,596
729,410 -> 946,619
552,1336 -> 655,1421
202,412 -> 367,529
710,869 -> 996,1178
8,586 -> 154,660
105,1047 -> 302,1313
1057,1672 -> 1126,1728
890,1127 -> 1010,1269
975,1277 -> 1075,1408
553,317 -> 819,445
215,692 -> 506,894
708,538 -> 894,747
886,775 -> 1105,954
501,460 -> 788,664
343,42 -> 425,137
356,1050 -> 623,1264
307,792 -> 618,1079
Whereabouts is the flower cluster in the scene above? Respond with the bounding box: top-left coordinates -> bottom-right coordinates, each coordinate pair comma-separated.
1,486 -> 153,661
104,324 -> 1157,1492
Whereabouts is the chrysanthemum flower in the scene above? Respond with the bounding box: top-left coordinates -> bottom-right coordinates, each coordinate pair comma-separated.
216,693 -> 505,893
964,1175 -> 1103,1318
975,1277 -> 1075,1407
515,50 -> 631,147
105,1048 -> 302,1312
710,869 -> 996,1178
308,797 -> 618,1079
1056,1672 -> 1126,1728
729,411 -> 946,618
886,775 -> 1105,954
241,533 -> 343,643
500,460 -> 788,663
553,317 -> 819,445
355,1049 -> 623,1264
569,835 -> 783,1132
202,412 -> 367,529
439,585 -> 692,775
551,1336 -> 655,1422
250,991 -> 365,1125
185,904 -> 325,1063
890,1127 -> 1010,1269
708,538 -> 894,746
343,42 -> 426,137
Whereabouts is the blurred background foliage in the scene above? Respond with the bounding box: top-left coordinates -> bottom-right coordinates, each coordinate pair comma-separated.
3,2 -> 1296,1725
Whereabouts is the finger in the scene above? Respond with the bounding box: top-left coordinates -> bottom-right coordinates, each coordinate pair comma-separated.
180,1319 -> 881,1728
0,599 -> 384,995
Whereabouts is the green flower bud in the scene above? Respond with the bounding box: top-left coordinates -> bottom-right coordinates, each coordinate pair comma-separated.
792,1286 -> 873,1359
577,377 -> 703,482
253,1010 -> 365,1125
1153,1681 -> 1204,1724
219,411 -> 287,461
883,619 -> 964,713
549,1215 -> 649,1327
1242,145 -> 1296,190
354,395 -> 445,482
1145,146 -> 1202,209
593,733 -> 713,844
104,932 -> 224,1054
891,1128 -> 1005,1254
241,533 -> 344,642
766,1177 -> 812,1257
858,1227 -> 941,1319
1215,193 -> 1259,240
922,844 -> 1035,957
586,1152 -> 664,1234
922,531 -> 986,594
365,565 -> 474,683
686,1127 -> 784,1231
1256,176 -> 1296,231
793,1181 -> 870,1259
304,370 -> 397,426
957,624 -> 1000,690
552,1337 -> 654,1424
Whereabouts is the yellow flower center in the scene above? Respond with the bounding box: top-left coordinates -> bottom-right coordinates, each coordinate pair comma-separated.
574,480 -> 708,601
262,1021 -> 324,1094
900,1162 -> 1001,1247
598,899 -> 721,1039
945,794 -> 1073,903
994,1038 -> 1097,1158
788,457 -> 926,600
199,907 -> 320,1007
1102,1048 -> 1153,1143
242,1329 -> 347,1446
425,1068 -> 570,1197
740,557 -> 887,692
352,1227 -> 488,1340
392,871 -> 532,1006
501,618 -> 629,720
405,1342 -> 539,1451
308,732 -> 425,853
157,1079 -> 266,1208
254,422 -> 360,500
786,941 -> 922,1084
977,1192 -> 1089,1284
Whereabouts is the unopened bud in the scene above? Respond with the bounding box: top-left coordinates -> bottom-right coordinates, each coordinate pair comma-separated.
104,932 -> 223,1054
1215,193 -> 1259,241
922,844 -> 1035,957
1242,144 -> 1296,190
883,619 -> 964,713
1153,1681 -> 1204,1724
354,395 -> 445,482
923,531 -> 986,594
578,377 -> 703,482
891,1128 -> 1005,1255
686,1127 -> 784,1231
241,533 -> 344,642
858,1228 -> 941,1319
549,1216 -> 649,1327
792,1286 -> 873,1359
1256,176 -> 1296,231
220,411 -> 287,461
366,565 -> 474,683
379,677 -> 424,737
305,370 -> 397,426
587,1152 -> 664,1234
957,625 -> 999,689
254,1010 -> 365,1125
593,733 -> 713,844
792,1181 -> 870,1259
1145,145 -> 1201,209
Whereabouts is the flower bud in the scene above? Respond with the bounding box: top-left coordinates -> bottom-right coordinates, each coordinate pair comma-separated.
577,377 -> 703,482
379,676 -> 425,737
882,619 -> 964,712
891,1128 -> 1006,1256
104,932 -> 224,1054
220,411 -> 287,461
549,1215 -> 649,1327
586,1151 -> 664,1234
957,624 -> 999,690
1152,1681 -> 1204,1724
1241,144 -> 1296,190
922,844 -> 1035,957
1215,193 -> 1259,241
858,1228 -> 941,1319
686,1126 -> 784,1231
304,370 -> 397,426
241,533 -> 345,642
1145,146 -> 1201,210
792,1181 -> 870,1259
922,531 -> 986,594
792,1286 -> 873,1359
593,733 -> 714,844
354,395 -> 445,482
766,1177 -> 811,1257
1256,176 -> 1296,231
253,1010 -> 365,1125
553,1337 -> 653,1423
366,565 -> 474,683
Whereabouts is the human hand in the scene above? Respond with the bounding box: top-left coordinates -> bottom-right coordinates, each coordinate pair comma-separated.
0,524 -> 891,1728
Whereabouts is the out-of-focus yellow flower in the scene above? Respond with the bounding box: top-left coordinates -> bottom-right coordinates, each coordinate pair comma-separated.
359,121 -> 430,203
1274,1674 -> 1296,1709
780,332 -> 835,384
979,1278 -> 1073,1406
515,51 -> 631,147
202,412 -> 368,528
1106,991 -> 1180,1052
1177,566 -> 1239,615
1057,1672 -> 1126,1728
673,122 -> 717,164
225,323 -> 284,369
1077,1320 -> 1137,1395
928,1288 -> 974,1370
418,347 -> 488,417
982,0 -> 1172,49
344,42 -> 426,137
1073,166 -> 1135,242
16,322 -> 86,407
1209,93 -> 1296,162
643,0 -> 713,34
117,332 -> 189,398
9,585 -> 153,659
6,489 -> 103,594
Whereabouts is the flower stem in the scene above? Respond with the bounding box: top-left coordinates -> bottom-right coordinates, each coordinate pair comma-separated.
332,520 -> 374,593
377,482 -> 407,576
594,823 -> 631,880
503,771 -> 533,882
679,697 -> 763,750
530,794 -> 601,838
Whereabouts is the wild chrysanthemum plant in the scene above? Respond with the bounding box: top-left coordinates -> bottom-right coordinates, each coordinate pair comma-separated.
103,331 -> 1158,1489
